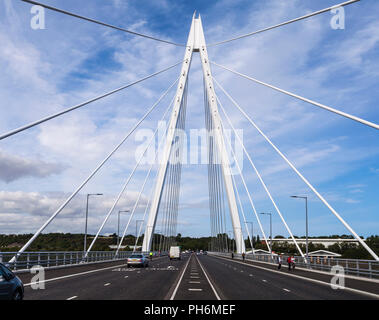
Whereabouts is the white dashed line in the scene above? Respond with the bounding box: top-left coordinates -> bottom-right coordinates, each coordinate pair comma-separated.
262,280 -> 267,282
283,288 -> 291,292
124,276 -> 129,278
66,296 -> 78,300
249,274 -> 253,277
189,281 -> 201,284
188,288 -> 203,291
104,283 -> 111,286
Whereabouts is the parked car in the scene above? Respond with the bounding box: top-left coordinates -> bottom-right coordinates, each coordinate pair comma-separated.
127,254 -> 149,268
0,263 -> 24,300
169,246 -> 181,260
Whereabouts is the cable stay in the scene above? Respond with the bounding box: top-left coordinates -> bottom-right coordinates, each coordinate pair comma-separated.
214,105 -> 272,254
0,61 -> 183,141
22,0 -> 185,47
230,171 -> 254,253
116,87 -> 181,255
208,0 -> 360,47
217,94 -> 306,260
86,92 -> 176,258
211,61 -> 379,130
9,77 -> 179,263
213,77 -> 379,261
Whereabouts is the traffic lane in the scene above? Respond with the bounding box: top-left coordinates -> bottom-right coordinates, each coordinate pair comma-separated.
220,255 -> 379,295
199,255 -> 372,300
17,258 -> 131,284
173,254 -> 218,300
198,254 -> 295,300
24,255 -> 189,300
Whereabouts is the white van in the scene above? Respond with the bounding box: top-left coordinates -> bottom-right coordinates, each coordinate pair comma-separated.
169,246 -> 181,260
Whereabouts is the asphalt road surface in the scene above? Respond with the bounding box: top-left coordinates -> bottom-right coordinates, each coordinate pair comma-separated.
19,253 -> 378,300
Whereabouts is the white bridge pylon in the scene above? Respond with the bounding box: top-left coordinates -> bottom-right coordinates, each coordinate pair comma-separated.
142,14 -> 246,253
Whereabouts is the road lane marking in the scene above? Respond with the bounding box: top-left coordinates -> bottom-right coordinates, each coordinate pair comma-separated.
170,254 -> 192,300
189,281 -> 201,284
195,254 -> 221,300
23,256 -> 171,287
262,280 -> 267,282
66,296 -> 78,300
283,288 -> 291,292
24,263 -> 129,287
124,276 -> 128,278
190,276 -> 200,279
249,274 -> 253,277
209,255 -> 379,300
104,283 -> 111,286
188,288 -> 203,291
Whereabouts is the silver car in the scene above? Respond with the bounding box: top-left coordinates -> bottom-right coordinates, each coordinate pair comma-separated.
127,254 -> 149,268
0,263 -> 24,300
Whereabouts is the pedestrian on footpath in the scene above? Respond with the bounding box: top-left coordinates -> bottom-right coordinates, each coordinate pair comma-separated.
287,255 -> 292,271
291,255 -> 296,270
231,252 -> 234,259
278,255 -> 282,270
149,251 -> 153,261
242,252 -> 246,262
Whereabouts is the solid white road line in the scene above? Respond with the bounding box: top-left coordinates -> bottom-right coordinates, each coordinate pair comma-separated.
195,254 -> 221,300
210,255 -> 379,299
24,256 -> 170,287
66,296 -> 78,300
24,263 -> 128,287
170,254 -> 192,300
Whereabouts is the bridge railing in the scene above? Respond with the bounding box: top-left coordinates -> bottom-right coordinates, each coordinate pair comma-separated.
209,252 -> 379,280
0,251 -> 163,271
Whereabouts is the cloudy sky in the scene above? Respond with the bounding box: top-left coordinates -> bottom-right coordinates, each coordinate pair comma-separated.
0,0 -> 378,242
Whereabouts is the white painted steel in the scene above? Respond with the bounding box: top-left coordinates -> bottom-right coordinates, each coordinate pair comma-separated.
197,15 -> 245,253
142,14 -> 195,252
211,61 -> 378,130
214,78 -> 379,262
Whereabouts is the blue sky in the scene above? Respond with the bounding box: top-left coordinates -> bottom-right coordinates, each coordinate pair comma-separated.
0,0 -> 378,242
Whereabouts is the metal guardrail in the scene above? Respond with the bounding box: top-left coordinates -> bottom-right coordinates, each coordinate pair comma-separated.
0,251 -> 162,271
209,252 -> 379,280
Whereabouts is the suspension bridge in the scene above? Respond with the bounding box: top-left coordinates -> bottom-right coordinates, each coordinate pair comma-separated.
1,0 -> 379,300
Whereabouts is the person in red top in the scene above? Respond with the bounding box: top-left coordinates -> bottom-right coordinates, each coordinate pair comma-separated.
287,256 -> 292,271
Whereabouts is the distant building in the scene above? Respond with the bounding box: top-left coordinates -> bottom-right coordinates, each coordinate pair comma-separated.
108,245 -> 142,250
308,250 -> 342,258
262,238 -> 364,247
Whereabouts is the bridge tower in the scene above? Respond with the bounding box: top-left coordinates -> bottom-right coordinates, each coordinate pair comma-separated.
142,14 -> 246,253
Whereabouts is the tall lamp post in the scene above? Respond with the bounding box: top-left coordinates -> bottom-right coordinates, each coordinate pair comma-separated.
291,195 -> 309,259
84,193 -> 103,253
117,210 -> 130,248
259,213 -> 272,251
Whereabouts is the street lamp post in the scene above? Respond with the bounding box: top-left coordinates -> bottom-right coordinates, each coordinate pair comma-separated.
117,210 -> 130,248
84,193 -> 103,254
291,195 -> 309,259
259,213 -> 272,251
